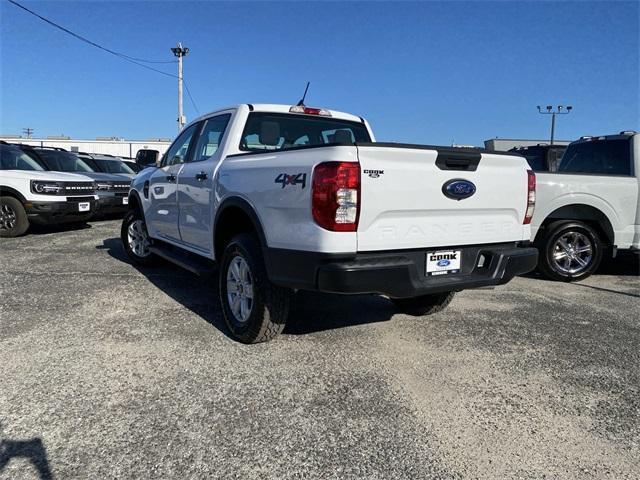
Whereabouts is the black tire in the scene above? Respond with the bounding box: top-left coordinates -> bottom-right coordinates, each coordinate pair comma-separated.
0,196 -> 29,238
121,210 -> 157,266
219,233 -> 290,343
537,220 -> 603,282
392,291 -> 455,316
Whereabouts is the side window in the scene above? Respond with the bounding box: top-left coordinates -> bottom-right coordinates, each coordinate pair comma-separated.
560,140 -> 632,176
162,123 -> 199,167
192,114 -> 231,162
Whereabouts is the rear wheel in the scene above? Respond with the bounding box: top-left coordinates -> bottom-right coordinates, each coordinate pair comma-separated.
0,197 -> 29,238
219,234 -> 290,343
121,210 -> 157,265
392,291 -> 455,316
537,220 -> 603,282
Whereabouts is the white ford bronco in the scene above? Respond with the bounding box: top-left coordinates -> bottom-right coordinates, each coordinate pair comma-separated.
0,142 -> 98,237
531,131 -> 639,281
122,104 -> 538,343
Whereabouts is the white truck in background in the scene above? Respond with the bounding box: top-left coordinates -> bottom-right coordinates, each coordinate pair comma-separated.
531,131 -> 639,281
122,103 -> 538,343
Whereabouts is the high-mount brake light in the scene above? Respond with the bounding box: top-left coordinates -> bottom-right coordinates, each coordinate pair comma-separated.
523,170 -> 536,225
312,162 -> 360,232
289,105 -> 332,116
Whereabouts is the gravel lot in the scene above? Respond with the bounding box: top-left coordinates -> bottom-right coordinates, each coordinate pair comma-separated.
1,219 -> 639,479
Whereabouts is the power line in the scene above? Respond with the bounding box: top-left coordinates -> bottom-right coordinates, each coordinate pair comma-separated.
7,0 -> 176,64
7,0 -> 200,113
184,80 -> 200,115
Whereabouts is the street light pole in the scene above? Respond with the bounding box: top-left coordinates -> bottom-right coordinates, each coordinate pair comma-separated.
537,105 -> 572,145
171,42 -> 189,132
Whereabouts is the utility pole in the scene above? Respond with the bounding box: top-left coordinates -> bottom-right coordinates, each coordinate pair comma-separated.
537,105 -> 572,145
22,127 -> 34,139
171,42 -> 189,132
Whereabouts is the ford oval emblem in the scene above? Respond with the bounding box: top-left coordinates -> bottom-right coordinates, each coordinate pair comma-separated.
442,179 -> 476,200
437,259 -> 451,267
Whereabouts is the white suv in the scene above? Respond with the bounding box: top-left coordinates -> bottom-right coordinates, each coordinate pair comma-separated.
0,142 -> 98,237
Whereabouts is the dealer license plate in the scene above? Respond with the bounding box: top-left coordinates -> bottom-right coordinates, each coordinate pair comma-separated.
122,197 -> 129,205
78,202 -> 90,212
426,250 -> 461,276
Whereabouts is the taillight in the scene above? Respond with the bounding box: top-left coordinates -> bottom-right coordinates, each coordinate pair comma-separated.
312,162 -> 360,232
524,170 -> 536,224
289,105 -> 332,116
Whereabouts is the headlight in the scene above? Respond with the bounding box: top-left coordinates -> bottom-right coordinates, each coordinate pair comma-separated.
96,182 -> 112,191
31,181 -> 62,195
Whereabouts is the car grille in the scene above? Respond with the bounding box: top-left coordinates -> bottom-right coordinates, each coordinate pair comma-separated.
62,182 -> 95,196
66,196 -> 95,203
111,183 -> 131,192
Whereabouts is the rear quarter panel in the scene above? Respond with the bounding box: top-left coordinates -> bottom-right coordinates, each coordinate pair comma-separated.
215,146 -> 359,253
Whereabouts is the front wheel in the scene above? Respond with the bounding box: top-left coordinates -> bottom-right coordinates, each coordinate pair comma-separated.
0,197 -> 29,238
219,234 -> 290,343
121,210 -> 157,265
537,221 -> 603,282
392,291 -> 455,316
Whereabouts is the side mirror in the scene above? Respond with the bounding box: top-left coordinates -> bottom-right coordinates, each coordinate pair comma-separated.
135,149 -> 160,167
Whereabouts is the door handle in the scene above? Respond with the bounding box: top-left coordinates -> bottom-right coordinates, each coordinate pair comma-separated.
195,172 -> 208,181
166,174 -> 176,183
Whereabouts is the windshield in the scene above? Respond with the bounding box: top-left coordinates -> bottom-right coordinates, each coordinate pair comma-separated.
36,150 -> 96,173
560,139 -> 632,176
96,158 -> 135,174
240,112 -> 371,152
0,145 -> 45,171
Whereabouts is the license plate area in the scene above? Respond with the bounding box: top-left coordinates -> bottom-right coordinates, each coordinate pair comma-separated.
122,197 -> 129,205
78,202 -> 90,212
426,250 -> 461,276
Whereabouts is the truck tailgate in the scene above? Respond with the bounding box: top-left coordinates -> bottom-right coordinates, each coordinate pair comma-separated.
356,144 -> 530,251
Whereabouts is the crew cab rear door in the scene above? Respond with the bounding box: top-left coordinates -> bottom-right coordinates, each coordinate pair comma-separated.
356,144 -> 530,251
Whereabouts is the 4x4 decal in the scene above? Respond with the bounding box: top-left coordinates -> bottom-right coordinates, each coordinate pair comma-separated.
275,173 -> 307,189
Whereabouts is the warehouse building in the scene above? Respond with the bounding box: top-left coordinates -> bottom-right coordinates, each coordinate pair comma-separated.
0,135 -> 171,158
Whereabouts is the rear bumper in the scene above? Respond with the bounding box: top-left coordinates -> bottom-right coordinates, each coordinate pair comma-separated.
25,198 -> 97,225
266,242 -> 538,298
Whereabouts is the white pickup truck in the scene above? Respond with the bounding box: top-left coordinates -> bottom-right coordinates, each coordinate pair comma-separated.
531,131 -> 639,281
122,104 -> 538,343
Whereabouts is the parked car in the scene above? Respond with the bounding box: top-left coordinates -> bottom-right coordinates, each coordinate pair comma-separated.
509,144 -> 566,172
23,148 -> 132,215
0,142 -> 97,237
80,153 -> 137,177
120,158 -> 143,173
532,131 -> 639,281
121,103 -> 538,343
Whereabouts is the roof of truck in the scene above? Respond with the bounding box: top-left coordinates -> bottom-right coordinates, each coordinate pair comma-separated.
190,104 -> 365,125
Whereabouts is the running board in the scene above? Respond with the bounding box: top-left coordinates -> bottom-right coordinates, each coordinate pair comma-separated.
150,245 -> 216,277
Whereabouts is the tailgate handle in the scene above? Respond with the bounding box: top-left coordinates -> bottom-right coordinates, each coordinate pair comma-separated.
435,151 -> 481,171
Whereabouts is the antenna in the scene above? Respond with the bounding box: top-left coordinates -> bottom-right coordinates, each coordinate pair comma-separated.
297,81 -> 310,106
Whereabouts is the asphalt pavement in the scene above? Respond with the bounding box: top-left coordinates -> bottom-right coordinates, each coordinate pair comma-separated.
1,220 -> 639,479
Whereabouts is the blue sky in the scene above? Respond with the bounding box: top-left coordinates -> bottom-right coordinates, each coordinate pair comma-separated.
1,1 -> 638,146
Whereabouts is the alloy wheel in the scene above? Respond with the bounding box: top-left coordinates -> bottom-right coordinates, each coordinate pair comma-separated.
127,219 -> 151,257
226,255 -> 254,324
0,204 -> 17,231
551,230 -> 593,275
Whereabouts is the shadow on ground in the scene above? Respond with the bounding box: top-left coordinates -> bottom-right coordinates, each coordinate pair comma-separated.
98,237 -> 396,339
0,424 -> 53,480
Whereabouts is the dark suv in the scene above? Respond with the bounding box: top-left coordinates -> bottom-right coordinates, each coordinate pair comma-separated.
509,144 -> 567,172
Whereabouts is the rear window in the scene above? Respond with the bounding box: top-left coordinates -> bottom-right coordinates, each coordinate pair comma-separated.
559,139 -> 632,176
0,145 -> 45,171
240,112 -> 371,152
36,150 -> 95,173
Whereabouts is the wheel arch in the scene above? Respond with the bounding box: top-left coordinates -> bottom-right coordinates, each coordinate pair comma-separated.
0,186 -> 27,204
534,203 -> 615,246
214,197 -> 268,261
127,190 -> 143,214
